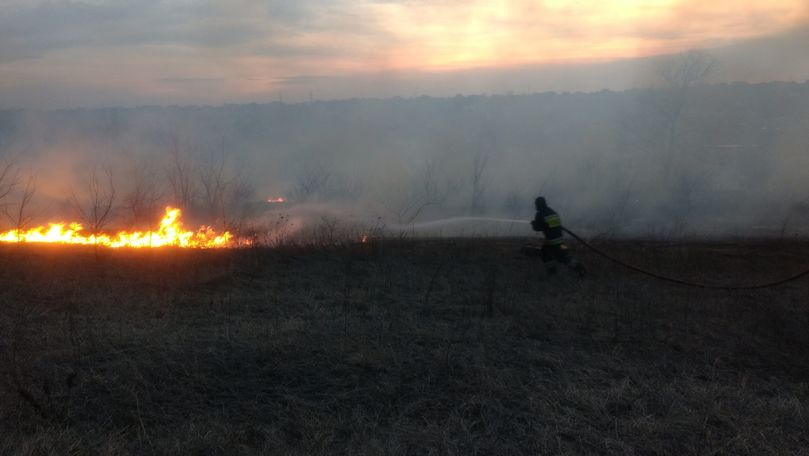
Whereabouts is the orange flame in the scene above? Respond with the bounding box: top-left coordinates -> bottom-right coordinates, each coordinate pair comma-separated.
266,197 -> 286,203
0,207 -> 232,248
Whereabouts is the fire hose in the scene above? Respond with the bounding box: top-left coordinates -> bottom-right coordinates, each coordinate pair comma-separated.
561,227 -> 809,290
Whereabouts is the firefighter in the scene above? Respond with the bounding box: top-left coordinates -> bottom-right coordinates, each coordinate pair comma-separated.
529,197 -> 585,277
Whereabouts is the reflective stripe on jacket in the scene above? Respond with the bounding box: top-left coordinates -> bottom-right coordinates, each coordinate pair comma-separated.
531,206 -> 564,242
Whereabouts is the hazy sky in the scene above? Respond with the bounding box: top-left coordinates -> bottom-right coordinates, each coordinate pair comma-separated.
1,0 -> 807,108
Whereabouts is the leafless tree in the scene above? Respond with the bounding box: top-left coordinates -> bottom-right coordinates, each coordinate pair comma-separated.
419,155 -> 461,207
420,157 -> 444,207
470,147 -> 490,211
503,190 -> 523,217
653,49 -> 716,172
656,49 -> 715,92
199,151 -> 230,223
290,165 -> 332,203
165,135 -> 197,208
70,166 -> 117,241
3,174 -> 35,240
225,175 -> 257,234
198,148 -> 258,233
387,157 -> 460,226
122,160 -> 163,228
0,160 -> 16,210
390,190 -> 430,226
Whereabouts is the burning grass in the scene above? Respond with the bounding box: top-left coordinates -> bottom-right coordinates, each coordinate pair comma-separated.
1,239 -> 809,454
0,207 -> 233,248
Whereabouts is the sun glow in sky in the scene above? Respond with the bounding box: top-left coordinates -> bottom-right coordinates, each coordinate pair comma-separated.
369,0 -> 807,69
0,0 -> 806,107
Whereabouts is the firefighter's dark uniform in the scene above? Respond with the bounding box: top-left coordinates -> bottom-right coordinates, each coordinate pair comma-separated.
530,197 -> 583,276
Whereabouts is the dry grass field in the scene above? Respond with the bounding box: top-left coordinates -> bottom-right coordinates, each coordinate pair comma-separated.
1,238 -> 808,455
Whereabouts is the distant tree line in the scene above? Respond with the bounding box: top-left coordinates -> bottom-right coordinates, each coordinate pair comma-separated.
1,60 -> 808,235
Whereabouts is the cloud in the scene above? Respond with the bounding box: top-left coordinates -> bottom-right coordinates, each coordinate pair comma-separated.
366,0 -> 809,69
155,77 -> 226,85
0,2 -> 262,62
0,0 -> 807,107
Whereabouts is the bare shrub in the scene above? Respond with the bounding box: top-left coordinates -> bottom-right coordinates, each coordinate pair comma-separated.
225,172 -> 257,235
388,157 -> 462,226
0,160 -> 17,210
470,148 -> 490,211
389,189 -> 431,226
314,214 -> 341,246
165,135 -> 197,208
3,173 -> 36,240
69,166 -> 116,241
290,165 -> 332,203
254,214 -> 295,247
122,160 -> 163,228
198,150 -> 257,234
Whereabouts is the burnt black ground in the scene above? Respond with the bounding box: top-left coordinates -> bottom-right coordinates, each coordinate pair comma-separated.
1,239 -> 808,455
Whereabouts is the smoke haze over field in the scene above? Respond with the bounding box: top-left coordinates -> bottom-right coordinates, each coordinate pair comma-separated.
0,2 -> 808,239
1,80 -> 809,238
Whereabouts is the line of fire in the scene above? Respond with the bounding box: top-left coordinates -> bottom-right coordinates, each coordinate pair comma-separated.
0,207 -> 233,249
